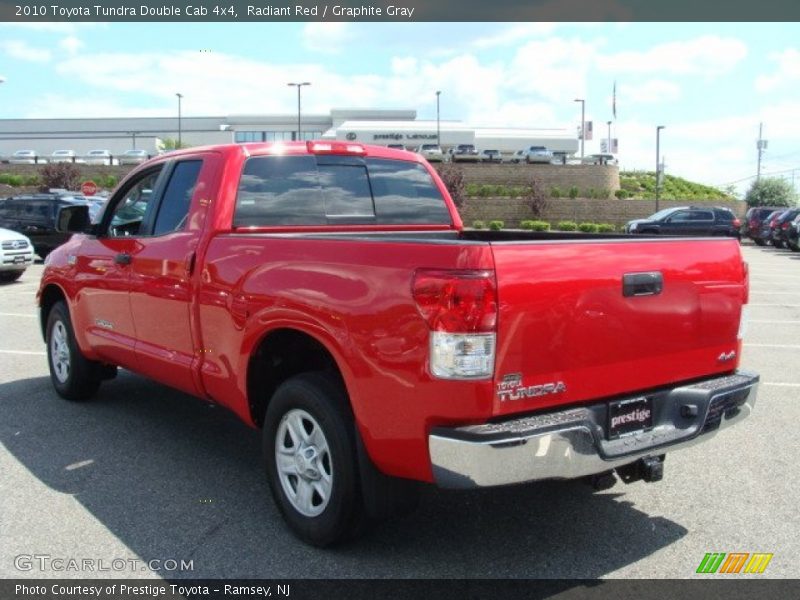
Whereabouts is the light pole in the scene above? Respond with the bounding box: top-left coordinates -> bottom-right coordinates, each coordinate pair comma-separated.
606,120 -> 612,155
176,93 -> 183,148
287,82 -> 311,141
655,125 -> 665,212
127,131 -> 141,150
574,98 -> 585,158
436,90 -> 441,147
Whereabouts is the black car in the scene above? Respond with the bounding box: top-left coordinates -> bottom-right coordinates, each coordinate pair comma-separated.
0,193 -> 90,258
742,206 -> 784,245
786,214 -> 800,252
625,206 -> 741,238
770,208 -> 800,249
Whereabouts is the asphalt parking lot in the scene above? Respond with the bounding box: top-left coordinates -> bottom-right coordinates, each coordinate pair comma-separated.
0,243 -> 798,580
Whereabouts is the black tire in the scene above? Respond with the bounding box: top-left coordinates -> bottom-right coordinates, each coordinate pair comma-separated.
263,372 -> 366,547
45,301 -> 102,401
788,240 -> 800,252
0,271 -> 23,283
754,239 -> 766,246
772,240 -> 785,249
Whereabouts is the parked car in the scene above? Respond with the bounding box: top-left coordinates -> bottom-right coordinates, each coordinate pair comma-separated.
50,150 -> 82,164
786,213 -> 800,252
386,144 -> 405,150
758,210 -> 785,247
450,143 -> 480,162
0,227 -> 35,283
522,145 -> 553,164
85,149 -> 115,165
551,151 -> 568,165
119,149 -> 150,165
626,206 -> 741,238
416,144 -> 444,163
506,150 -> 526,164
479,149 -> 502,163
742,206 -> 785,245
40,140 -> 757,547
581,153 -> 617,165
10,150 -> 46,164
0,193 -> 90,258
770,208 -> 800,249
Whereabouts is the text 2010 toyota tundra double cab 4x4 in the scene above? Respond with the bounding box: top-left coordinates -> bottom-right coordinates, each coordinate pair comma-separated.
38,141 -> 758,546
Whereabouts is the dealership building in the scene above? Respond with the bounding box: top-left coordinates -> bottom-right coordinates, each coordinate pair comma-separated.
0,108 -> 579,158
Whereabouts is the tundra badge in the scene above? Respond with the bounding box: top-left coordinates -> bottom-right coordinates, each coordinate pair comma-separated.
497,373 -> 567,401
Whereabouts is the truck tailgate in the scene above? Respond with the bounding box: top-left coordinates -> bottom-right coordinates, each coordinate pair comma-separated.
490,238 -> 746,417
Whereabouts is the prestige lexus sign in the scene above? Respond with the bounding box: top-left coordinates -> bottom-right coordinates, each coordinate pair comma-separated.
373,133 -> 438,141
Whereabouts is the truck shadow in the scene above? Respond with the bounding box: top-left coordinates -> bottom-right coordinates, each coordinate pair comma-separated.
0,372 -> 686,579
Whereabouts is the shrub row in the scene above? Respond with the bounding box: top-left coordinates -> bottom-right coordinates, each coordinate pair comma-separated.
473,220 -> 616,232
466,183 -> 616,199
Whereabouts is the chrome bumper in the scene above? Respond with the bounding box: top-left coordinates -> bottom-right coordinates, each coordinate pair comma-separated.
429,371 -> 758,489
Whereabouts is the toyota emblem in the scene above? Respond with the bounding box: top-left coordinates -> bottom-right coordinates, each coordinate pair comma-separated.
346,132 -> 357,141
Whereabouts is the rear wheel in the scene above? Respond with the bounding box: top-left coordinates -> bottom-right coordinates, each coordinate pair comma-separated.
772,239 -> 785,249
46,301 -> 102,401
263,372 -> 366,547
754,239 -> 766,246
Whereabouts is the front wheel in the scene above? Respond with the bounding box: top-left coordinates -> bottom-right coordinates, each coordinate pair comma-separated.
788,240 -> 800,252
754,238 -> 766,246
264,373 -> 366,547
772,239 -> 785,249
46,301 -> 102,401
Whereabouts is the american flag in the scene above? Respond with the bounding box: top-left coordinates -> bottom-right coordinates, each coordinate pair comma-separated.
612,81 -> 617,120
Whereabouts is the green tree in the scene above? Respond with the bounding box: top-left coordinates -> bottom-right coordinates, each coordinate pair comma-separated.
744,177 -> 797,208
158,138 -> 191,151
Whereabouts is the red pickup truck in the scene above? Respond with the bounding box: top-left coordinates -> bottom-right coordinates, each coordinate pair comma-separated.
38,141 -> 758,546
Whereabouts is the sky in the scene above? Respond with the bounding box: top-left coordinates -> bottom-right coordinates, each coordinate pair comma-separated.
0,21 -> 799,195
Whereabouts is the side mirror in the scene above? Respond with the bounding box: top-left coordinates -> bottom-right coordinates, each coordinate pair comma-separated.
56,205 -> 91,233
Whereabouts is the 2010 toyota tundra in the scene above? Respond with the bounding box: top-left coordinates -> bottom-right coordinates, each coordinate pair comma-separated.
37,141 -> 758,546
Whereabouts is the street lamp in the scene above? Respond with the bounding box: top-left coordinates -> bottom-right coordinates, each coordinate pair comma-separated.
655,125 -> 666,212
287,82 -> 311,141
606,120 -> 612,155
176,93 -> 183,148
574,98 -> 585,158
127,131 -> 141,150
436,90 -> 441,147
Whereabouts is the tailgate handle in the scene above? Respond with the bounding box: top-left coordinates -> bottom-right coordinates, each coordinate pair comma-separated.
623,272 -> 663,297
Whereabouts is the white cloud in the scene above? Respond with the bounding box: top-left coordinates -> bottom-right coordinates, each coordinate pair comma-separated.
471,23 -> 558,49
618,80 -> 681,105
600,35 -> 748,76
755,48 -> 800,92
59,36 -> 84,55
302,23 -> 349,54
0,40 -> 51,62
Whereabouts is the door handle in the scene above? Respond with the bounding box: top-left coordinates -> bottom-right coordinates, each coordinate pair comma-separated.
114,253 -> 132,265
623,272 -> 663,297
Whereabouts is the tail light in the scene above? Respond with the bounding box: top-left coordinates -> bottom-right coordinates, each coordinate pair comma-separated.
782,222 -> 790,230
733,218 -> 741,228
307,141 -> 366,156
412,269 -> 497,379
739,261 -> 749,339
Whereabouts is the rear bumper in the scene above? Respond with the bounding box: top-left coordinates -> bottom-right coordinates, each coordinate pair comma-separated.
429,371 -> 758,489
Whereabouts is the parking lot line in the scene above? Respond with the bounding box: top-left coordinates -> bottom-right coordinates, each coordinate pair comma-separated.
748,303 -> 800,307
750,320 -> 800,324
0,349 -> 46,356
0,313 -> 37,318
744,343 -> 800,349
762,382 -> 800,388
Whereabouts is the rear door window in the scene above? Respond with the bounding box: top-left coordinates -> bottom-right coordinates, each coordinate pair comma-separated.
234,155 -> 451,227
